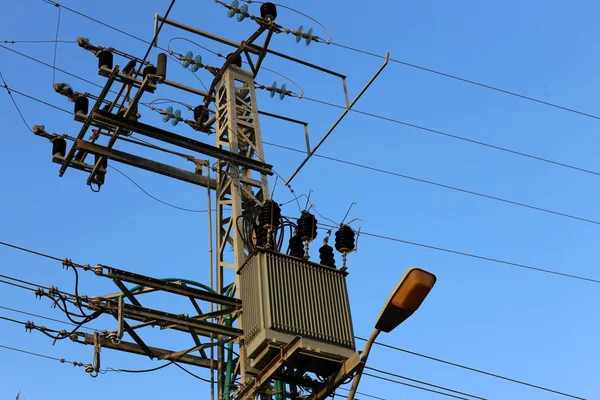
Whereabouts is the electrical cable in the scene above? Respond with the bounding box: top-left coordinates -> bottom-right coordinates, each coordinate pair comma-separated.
264,141 -> 600,227
0,72 -> 33,132
35,2 -> 600,181
335,387 -> 387,400
365,366 -> 486,400
0,240 -> 67,263
300,95 -> 600,179
0,304 -> 98,332
329,42 -> 600,122
358,230 -> 600,284
0,343 -> 87,368
109,165 -> 209,213
357,337 -> 584,400
52,5 -> 61,84
3,40 -> 75,44
362,372 -> 470,400
0,273 -> 75,298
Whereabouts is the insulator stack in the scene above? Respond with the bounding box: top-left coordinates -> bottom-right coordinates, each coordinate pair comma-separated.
122,60 -> 136,75
319,239 -> 336,268
288,234 -> 304,258
94,154 -> 107,186
143,64 -> 157,79
74,95 -> 89,116
226,52 -> 242,68
194,105 -> 208,125
260,2 -> 277,21
157,53 -> 167,80
335,225 -> 356,270
52,138 -> 67,158
297,211 -> 318,242
98,49 -> 113,70
334,225 -> 355,253
257,200 -> 281,249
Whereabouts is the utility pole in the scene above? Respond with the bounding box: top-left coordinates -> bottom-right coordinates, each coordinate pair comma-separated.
30,2 -> 388,399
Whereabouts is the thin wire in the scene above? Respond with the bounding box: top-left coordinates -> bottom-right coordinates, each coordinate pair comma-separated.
0,305 -> 97,332
52,6 -> 61,84
0,240 -> 64,262
362,372 -> 469,400
2,40 -> 75,44
301,95 -> 600,179
336,387 -> 387,400
330,42 -> 600,122
365,367 -> 486,400
264,141 -> 600,227
0,83 -> 73,115
0,343 -> 82,366
109,165 -> 209,213
359,230 -> 600,284
173,361 -> 212,383
357,337 -> 585,400
0,72 -> 33,132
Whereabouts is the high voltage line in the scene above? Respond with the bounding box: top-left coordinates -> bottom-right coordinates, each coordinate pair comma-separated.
42,0 -> 600,124
28,1 -> 600,183
6,74 -> 600,229
0,247 -> 589,399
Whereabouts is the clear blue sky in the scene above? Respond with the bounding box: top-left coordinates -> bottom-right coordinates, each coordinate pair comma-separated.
1,0 -> 599,399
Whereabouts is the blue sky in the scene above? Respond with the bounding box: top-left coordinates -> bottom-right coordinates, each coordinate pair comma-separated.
1,0 -> 599,399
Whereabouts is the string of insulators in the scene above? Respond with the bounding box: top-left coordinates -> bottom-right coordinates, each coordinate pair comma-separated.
74,95 -> 89,116
162,106 -> 183,126
94,154 -> 107,186
227,0 -> 250,22
257,200 -> 281,249
52,137 -> 67,158
98,49 -> 113,69
297,211 -> 318,259
181,51 -> 204,72
260,2 -> 277,21
226,52 -> 242,68
319,237 -> 336,268
194,105 -> 208,125
293,25 -> 315,46
288,234 -> 304,258
335,224 -> 356,271
267,81 -> 289,100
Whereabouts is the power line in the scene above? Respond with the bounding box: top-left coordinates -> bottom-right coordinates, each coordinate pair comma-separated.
2,40 -> 75,44
0,72 -> 32,132
330,42 -> 600,122
356,337 -> 585,400
0,240 -> 66,263
301,95 -> 600,179
362,372 -> 470,400
336,387 -> 387,400
264,141 -> 600,227
30,5 -> 600,181
358,230 -> 600,284
366,366 -> 486,400
0,304 -> 98,332
0,343 -> 80,364
109,165 -> 209,213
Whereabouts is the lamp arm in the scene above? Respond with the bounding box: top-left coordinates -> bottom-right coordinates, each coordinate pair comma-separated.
346,328 -> 381,400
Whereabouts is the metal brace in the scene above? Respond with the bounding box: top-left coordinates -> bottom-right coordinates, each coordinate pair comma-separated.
188,157 -> 210,175
89,331 -> 102,378
108,296 -> 124,345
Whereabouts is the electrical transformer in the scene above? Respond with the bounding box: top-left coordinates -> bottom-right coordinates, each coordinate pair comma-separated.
238,249 -> 356,375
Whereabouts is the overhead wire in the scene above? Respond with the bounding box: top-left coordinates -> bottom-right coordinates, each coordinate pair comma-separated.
0,343 -> 84,366
362,372 -> 470,400
35,1 -> 600,182
0,304 -> 98,332
264,141 -> 600,227
329,42 -> 600,122
357,337 -> 584,400
52,5 -> 61,84
365,366 -> 486,400
300,95 -> 600,179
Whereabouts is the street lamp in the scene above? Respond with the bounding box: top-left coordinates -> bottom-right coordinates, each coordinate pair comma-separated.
346,267 -> 437,400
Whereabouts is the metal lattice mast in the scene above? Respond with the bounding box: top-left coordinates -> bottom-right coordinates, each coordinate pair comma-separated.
214,63 -> 270,393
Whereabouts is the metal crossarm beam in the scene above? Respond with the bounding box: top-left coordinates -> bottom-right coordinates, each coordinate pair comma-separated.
87,299 -> 243,338
75,140 -> 217,188
234,337 -> 304,400
306,352 -> 362,400
96,265 -> 242,308
74,334 -> 220,369
90,109 -> 274,175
